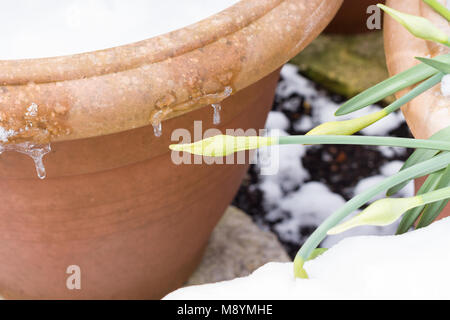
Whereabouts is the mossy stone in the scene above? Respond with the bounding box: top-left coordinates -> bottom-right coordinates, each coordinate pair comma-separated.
290,31 -> 394,105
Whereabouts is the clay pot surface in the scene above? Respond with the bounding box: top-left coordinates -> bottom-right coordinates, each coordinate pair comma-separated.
384,0 -> 450,220
0,0 -> 342,299
384,0 -> 450,140
0,71 -> 279,300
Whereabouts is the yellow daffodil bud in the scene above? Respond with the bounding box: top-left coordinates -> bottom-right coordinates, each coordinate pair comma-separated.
327,196 -> 424,235
169,135 -> 278,157
378,4 -> 450,45
306,110 -> 387,136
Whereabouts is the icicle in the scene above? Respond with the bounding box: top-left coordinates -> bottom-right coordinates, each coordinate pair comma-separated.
151,110 -> 164,138
153,122 -> 162,137
0,103 -> 52,179
1,142 -> 51,180
8,142 -> 52,180
210,87 -> 232,125
211,104 -> 222,125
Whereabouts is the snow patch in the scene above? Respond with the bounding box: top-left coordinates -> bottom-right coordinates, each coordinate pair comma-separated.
265,111 -> 290,131
166,218 -> 450,300
0,0 -> 240,60
278,64 -> 405,136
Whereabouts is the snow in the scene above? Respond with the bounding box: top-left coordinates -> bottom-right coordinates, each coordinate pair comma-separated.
258,179 -> 283,210
354,175 -> 388,202
0,0 -> 240,60
441,74 -> 450,97
0,127 -> 17,143
293,116 -> 313,132
354,161 -> 415,201
377,145 -> 407,158
279,64 -> 405,137
257,130 -> 309,191
265,112 -> 290,131
165,218 -> 450,300
271,182 -> 346,243
380,160 -> 404,176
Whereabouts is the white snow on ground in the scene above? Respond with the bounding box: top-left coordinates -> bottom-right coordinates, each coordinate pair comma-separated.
257,130 -> 309,193
380,160 -> 404,176
354,175 -> 388,202
265,111 -> 290,131
271,182 -> 346,243
279,64 -> 405,137
354,161 -> 414,202
165,218 -> 450,300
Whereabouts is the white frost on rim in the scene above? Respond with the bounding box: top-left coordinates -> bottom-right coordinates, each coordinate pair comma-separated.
0,127 -> 17,143
165,218 -> 450,300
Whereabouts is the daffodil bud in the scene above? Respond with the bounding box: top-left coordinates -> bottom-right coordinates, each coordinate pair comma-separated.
378,4 -> 450,45
169,135 -> 278,157
306,110 -> 387,136
327,196 -> 423,235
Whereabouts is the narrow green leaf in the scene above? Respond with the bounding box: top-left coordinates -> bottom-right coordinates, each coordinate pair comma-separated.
416,165 -> 450,228
416,57 -> 450,74
423,0 -> 450,21
384,72 -> 444,114
386,126 -> 450,196
306,248 -> 328,261
396,169 -> 444,234
336,54 -> 450,116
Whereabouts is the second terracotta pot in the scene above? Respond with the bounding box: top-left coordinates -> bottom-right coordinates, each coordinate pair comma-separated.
384,0 -> 450,221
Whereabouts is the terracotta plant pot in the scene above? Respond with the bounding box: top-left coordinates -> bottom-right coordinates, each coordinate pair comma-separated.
0,0 -> 342,299
383,0 -> 450,219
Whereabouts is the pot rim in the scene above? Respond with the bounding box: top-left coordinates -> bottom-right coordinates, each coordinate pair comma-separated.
0,0 -> 342,143
384,0 -> 450,139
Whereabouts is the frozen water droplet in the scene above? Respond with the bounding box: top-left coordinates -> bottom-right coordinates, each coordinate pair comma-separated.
33,156 -> 47,180
3,142 -> 51,180
211,104 -> 222,125
153,122 -> 162,137
151,110 -> 164,138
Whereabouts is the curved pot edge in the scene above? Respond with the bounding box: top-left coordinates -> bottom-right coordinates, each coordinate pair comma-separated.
0,0 -> 342,144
